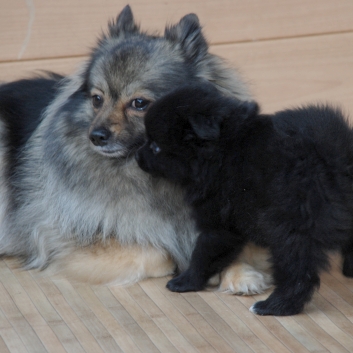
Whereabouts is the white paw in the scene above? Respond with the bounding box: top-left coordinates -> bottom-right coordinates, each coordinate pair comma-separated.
249,304 -> 257,313
219,263 -> 272,295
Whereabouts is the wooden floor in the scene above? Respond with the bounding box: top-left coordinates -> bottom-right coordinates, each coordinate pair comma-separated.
1,1 -> 353,352
1,255 -> 353,353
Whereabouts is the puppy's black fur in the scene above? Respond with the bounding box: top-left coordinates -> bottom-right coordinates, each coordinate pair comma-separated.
136,83 -> 353,316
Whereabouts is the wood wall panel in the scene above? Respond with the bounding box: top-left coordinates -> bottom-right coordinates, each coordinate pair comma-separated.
1,0 -> 353,62
214,32 -> 353,114
0,57 -> 84,83
1,32 -> 352,116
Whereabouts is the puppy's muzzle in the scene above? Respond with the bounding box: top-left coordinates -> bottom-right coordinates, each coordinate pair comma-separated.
89,127 -> 111,147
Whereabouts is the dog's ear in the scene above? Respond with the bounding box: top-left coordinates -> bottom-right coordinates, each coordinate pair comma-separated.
164,14 -> 208,62
108,5 -> 140,38
189,114 -> 222,140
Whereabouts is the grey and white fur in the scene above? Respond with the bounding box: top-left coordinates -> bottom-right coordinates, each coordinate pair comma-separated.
0,5 -> 271,291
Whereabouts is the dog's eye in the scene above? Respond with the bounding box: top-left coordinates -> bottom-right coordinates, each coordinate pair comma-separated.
150,141 -> 161,155
92,95 -> 103,109
131,98 -> 150,111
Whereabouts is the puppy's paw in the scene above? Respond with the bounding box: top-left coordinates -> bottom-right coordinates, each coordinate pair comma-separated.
219,263 -> 272,295
166,271 -> 205,293
250,299 -> 302,316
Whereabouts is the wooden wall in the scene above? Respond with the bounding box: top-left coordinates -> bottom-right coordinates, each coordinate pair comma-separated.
1,0 -> 353,114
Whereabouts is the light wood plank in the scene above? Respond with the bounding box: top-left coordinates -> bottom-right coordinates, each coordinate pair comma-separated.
1,32 -> 352,114
1,32 -> 353,116
294,305 -> 350,353
143,278 -> 254,353
0,56 -> 83,82
209,291 -> 292,353
143,278 -> 236,353
52,279 -> 129,353
235,294 -> 313,353
213,31 -> 353,114
1,0 -> 353,62
274,315 -> 328,352
0,302 -> 25,353
101,286 -> 179,353
0,282 -> 46,353
0,327 -> 28,353
136,281 -> 213,353
33,276 -> 105,353
0,336 -> 11,353
327,256 -> 353,294
1,261 -> 67,353
6,259 -> 86,353
304,299 -> 353,353
201,290 -> 309,353
74,284 -> 151,353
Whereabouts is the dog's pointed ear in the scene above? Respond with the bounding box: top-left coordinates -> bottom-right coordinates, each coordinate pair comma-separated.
189,114 -> 222,140
108,5 -> 140,38
164,14 -> 208,62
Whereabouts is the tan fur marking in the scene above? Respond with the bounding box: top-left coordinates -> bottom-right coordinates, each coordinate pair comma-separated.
43,239 -> 175,286
41,240 -> 272,295
108,107 -> 126,135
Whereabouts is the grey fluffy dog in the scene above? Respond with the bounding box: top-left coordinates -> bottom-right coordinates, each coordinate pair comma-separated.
0,5 -> 271,292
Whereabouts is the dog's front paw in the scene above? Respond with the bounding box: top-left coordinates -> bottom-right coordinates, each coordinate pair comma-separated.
166,271 -> 205,292
219,263 -> 272,295
250,299 -> 302,316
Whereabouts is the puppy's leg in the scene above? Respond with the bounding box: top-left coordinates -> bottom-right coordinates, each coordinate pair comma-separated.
219,243 -> 273,295
167,231 -> 244,292
45,239 -> 175,285
342,236 -> 353,277
250,243 -> 322,316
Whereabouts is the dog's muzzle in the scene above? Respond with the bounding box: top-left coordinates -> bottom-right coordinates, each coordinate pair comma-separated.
89,127 -> 111,147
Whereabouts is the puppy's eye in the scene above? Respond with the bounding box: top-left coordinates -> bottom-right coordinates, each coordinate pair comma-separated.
92,95 -> 103,109
150,141 -> 161,155
131,98 -> 150,111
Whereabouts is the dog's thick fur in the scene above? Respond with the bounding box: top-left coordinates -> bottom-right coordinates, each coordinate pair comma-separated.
0,6 -> 272,292
136,83 -> 353,316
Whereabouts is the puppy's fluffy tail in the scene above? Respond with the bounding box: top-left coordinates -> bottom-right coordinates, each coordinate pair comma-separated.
42,239 -> 175,286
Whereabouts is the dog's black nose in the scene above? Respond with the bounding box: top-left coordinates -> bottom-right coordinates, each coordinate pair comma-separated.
89,127 -> 111,146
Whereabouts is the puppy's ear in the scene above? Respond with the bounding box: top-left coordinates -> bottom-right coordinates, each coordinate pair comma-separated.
189,114 -> 222,140
164,14 -> 208,62
107,5 -> 140,38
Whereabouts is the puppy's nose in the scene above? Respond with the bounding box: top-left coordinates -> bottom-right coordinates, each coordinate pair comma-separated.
89,127 -> 111,146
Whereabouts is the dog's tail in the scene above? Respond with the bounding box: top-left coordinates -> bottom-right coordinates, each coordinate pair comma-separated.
41,239 -> 175,286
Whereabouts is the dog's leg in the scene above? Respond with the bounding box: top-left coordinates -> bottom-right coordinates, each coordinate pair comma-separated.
342,236 -> 353,277
219,243 -> 273,295
167,230 -> 245,292
45,239 -> 175,285
250,244 -> 322,316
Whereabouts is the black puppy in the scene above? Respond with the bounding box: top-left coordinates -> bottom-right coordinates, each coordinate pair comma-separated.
136,83 -> 353,316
